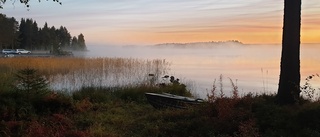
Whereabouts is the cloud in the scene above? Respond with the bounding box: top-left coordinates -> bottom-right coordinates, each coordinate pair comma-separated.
1,0 -> 319,44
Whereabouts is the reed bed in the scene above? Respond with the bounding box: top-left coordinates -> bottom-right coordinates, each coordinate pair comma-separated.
0,57 -> 169,93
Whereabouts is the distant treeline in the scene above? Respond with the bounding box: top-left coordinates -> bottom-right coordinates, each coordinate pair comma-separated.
0,13 -> 86,51
154,40 -> 243,48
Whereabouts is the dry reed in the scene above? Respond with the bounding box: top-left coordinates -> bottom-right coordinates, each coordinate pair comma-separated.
0,57 -> 169,93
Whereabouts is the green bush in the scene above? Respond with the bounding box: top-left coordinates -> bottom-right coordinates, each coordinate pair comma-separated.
73,87 -> 112,103
14,68 -> 49,96
112,86 -> 155,103
297,104 -> 320,133
32,92 -> 74,114
4,71 -> 320,136
0,90 -> 35,121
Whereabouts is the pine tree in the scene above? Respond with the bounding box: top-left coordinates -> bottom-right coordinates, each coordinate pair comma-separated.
277,0 -> 301,105
0,14 -> 18,49
71,36 -> 78,50
77,33 -> 87,50
39,22 -> 51,50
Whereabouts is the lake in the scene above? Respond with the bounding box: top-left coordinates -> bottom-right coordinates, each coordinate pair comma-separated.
80,43 -> 320,98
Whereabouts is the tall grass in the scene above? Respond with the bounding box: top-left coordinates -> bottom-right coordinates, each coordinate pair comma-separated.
205,75 -> 260,136
204,74 -> 320,136
2,66 -> 320,136
0,57 -> 169,93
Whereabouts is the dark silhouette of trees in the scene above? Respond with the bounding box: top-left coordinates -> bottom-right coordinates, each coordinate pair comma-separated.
277,0 -> 301,105
49,26 -> 59,51
18,18 -> 38,49
0,14 -> 19,49
57,26 -> 72,49
77,33 -> 87,50
38,22 -> 51,50
71,36 -> 78,50
69,34 -> 87,51
0,14 -> 86,51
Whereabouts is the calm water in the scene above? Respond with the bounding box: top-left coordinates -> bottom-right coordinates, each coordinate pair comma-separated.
80,43 -> 320,98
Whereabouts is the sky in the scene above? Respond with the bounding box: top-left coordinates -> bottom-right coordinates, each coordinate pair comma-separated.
1,0 -> 320,45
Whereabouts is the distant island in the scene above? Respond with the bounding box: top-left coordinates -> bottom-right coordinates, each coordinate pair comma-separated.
153,40 -> 244,48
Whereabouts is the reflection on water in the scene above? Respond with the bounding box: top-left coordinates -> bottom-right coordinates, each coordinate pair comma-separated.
49,58 -> 169,94
81,43 -> 320,98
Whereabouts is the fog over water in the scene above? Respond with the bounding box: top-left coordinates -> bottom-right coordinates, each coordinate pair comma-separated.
81,43 -> 320,98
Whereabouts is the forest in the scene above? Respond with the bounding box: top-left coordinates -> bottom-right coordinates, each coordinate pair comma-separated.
0,13 -> 86,51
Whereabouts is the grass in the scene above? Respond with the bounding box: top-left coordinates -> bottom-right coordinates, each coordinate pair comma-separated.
1,58 -> 320,136
0,57 -> 169,92
3,83 -> 320,137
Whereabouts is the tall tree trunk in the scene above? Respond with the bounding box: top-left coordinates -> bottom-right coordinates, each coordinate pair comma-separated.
277,0 -> 301,105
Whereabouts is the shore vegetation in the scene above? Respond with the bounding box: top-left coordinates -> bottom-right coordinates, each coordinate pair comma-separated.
1,57 -> 320,136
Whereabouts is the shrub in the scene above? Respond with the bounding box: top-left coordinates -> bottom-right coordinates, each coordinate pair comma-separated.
14,68 -> 49,99
73,87 -> 113,103
113,86 -> 155,103
297,104 -> 320,132
156,75 -> 192,97
300,74 -> 320,101
204,75 -> 260,137
24,114 -> 88,137
32,92 -> 74,114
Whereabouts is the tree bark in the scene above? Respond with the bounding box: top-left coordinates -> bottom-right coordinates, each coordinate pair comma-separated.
277,0 -> 301,105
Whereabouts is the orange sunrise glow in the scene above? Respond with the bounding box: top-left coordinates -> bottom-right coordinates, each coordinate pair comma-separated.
1,0 -> 320,45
